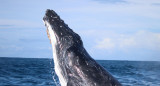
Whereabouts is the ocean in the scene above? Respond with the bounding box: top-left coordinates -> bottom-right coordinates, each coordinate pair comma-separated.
0,57 -> 160,86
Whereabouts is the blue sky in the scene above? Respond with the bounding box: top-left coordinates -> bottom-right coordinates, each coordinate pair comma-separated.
0,0 -> 160,61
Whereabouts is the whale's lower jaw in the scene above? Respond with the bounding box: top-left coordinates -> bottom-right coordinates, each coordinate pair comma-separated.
43,9 -> 122,86
43,20 -> 67,86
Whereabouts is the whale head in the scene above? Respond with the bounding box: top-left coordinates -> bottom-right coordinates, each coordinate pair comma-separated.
43,9 -> 83,49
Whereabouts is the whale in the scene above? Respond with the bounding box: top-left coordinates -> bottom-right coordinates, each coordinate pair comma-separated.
43,9 -> 122,86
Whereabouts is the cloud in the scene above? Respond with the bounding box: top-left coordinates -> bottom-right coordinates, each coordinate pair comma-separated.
78,29 -> 160,60
95,38 -> 115,50
0,19 -> 42,29
152,3 -> 160,6
126,0 -> 160,4
0,27 -> 51,58
0,25 -> 14,27
0,45 -> 23,51
92,0 -> 127,4
94,30 -> 160,51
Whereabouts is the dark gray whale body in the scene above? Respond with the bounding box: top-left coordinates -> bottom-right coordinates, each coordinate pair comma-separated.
43,9 -> 122,86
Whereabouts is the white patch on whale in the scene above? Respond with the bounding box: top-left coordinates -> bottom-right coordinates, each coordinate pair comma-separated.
43,20 -> 67,86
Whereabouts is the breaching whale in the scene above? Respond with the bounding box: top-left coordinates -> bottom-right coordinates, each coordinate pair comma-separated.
43,9 -> 122,86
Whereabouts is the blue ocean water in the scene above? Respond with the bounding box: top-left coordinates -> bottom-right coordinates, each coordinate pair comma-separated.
0,57 -> 160,86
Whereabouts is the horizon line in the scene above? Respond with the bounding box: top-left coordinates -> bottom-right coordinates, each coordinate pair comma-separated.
0,57 -> 159,62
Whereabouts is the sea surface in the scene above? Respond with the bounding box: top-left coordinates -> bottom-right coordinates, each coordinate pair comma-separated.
0,57 -> 160,86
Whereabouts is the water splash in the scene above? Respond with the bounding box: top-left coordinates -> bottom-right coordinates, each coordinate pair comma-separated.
50,58 -> 60,86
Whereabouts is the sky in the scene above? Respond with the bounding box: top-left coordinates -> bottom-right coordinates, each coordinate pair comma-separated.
0,0 -> 160,61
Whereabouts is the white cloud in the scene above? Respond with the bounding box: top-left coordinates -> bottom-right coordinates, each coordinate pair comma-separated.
96,38 -> 115,50
0,19 -> 43,28
78,29 -> 160,60
94,30 -> 160,51
126,0 -> 160,4
0,45 -> 23,51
